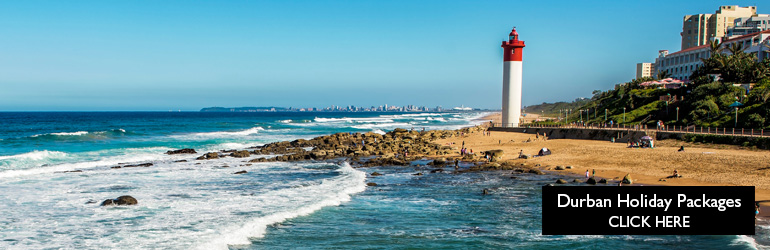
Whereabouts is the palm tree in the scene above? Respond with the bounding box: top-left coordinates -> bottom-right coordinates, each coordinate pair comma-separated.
656,70 -> 671,80
727,42 -> 744,55
708,40 -> 723,55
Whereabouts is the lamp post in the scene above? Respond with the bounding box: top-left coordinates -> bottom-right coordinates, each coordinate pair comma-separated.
735,107 -> 739,128
579,109 -> 583,122
676,107 -> 679,122
623,107 -> 626,122
604,109 -> 607,121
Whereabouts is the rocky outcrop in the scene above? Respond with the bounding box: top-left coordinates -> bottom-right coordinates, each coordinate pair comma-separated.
366,182 -> 377,186
370,172 -> 383,176
231,150 -> 250,158
197,152 -> 220,160
101,195 -> 138,206
586,177 -> 597,185
233,170 -> 247,174
166,148 -> 197,155
556,179 -> 568,184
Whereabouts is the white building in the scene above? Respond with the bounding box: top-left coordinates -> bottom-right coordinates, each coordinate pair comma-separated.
727,15 -> 770,37
635,63 -> 655,79
654,30 -> 770,81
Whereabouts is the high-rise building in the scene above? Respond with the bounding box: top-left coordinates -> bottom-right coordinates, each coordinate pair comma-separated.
681,5 -> 757,50
727,15 -> 770,37
635,63 -> 655,79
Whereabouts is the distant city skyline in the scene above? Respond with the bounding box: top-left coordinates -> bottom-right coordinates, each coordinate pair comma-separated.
0,0 -> 766,111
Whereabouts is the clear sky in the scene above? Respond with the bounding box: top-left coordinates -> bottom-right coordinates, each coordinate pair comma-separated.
0,0 -> 766,111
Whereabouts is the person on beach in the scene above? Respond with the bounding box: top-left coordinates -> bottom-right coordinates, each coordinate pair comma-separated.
592,169 -> 596,177
519,150 -> 523,158
757,203 -> 761,218
585,170 -> 590,179
454,159 -> 459,168
678,146 -> 685,152
673,169 -> 679,177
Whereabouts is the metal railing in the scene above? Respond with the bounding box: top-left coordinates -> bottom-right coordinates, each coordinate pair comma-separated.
490,123 -> 768,138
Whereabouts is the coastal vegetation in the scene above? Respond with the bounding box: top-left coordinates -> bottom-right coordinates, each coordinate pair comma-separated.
542,41 -> 770,129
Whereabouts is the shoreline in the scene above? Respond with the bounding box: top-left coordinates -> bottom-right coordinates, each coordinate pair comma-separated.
450,112 -> 770,205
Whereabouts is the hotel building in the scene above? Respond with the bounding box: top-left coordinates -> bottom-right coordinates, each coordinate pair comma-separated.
654,30 -> 770,82
681,5 -> 757,50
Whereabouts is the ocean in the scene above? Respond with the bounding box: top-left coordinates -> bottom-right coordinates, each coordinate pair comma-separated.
0,111 -> 766,249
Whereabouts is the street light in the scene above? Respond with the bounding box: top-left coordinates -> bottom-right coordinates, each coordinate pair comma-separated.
676,107 -> 679,122
623,107 -> 626,122
735,107 -> 739,127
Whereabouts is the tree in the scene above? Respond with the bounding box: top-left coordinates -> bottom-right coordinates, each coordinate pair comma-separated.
656,70 -> 671,80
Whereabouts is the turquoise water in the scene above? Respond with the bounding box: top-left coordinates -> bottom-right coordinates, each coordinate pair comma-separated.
0,112 -> 766,249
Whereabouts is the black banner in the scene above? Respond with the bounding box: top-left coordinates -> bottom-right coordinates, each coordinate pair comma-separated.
542,186 -> 755,235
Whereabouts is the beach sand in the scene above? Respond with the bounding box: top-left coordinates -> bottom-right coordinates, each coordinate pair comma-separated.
441,113 -> 770,210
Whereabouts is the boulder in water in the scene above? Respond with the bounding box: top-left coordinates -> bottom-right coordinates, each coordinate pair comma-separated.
233,170 -> 247,174
366,182 -> 377,186
101,195 -> 138,206
166,148 -> 197,155
231,150 -> 250,158
556,179 -> 568,184
586,177 -> 597,185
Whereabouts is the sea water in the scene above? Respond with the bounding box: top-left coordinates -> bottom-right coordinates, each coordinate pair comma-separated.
0,112 -> 766,249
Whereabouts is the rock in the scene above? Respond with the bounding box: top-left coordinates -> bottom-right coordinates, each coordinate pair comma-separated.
622,174 -> 633,184
598,178 -> 608,184
231,150 -> 250,158
484,150 -> 504,162
556,179 -> 568,184
520,154 -> 530,159
366,182 -> 377,186
430,158 -> 447,165
586,177 -> 597,185
123,163 -> 153,168
174,160 -> 188,163
482,189 -> 489,195
166,148 -> 197,155
565,166 -> 573,169
233,170 -> 247,174
527,169 -> 545,175
370,172 -> 383,176
430,168 -> 444,173
555,166 -> 565,170
198,152 -> 219,160
413,172 -> 423,176
573,179 -> 582,183
101,195 -> 138,206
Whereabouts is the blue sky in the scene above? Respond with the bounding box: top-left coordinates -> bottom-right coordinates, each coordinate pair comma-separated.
0,0 -> 765,111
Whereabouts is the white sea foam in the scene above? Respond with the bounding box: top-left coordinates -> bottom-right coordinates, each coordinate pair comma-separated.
732,235 -> 761,249
31,131 -> 89,137
372,129 -> 386,135
176,127 -> 265,140
0,150 -> 67,161
0,147 -> 173,179
278,119 -> 292,123
351,122 -> 412,129
197,162 -> 366,250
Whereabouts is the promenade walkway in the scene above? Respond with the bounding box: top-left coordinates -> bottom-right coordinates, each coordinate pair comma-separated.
490,123 -> 769,138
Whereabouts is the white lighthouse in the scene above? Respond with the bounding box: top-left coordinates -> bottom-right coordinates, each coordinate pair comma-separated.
501,27 -> 525,127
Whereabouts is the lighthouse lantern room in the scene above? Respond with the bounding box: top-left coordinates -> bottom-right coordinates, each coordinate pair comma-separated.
501,27 -> 525,127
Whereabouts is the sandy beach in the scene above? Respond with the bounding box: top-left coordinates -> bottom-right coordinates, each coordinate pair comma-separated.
440,113 -> 770,207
